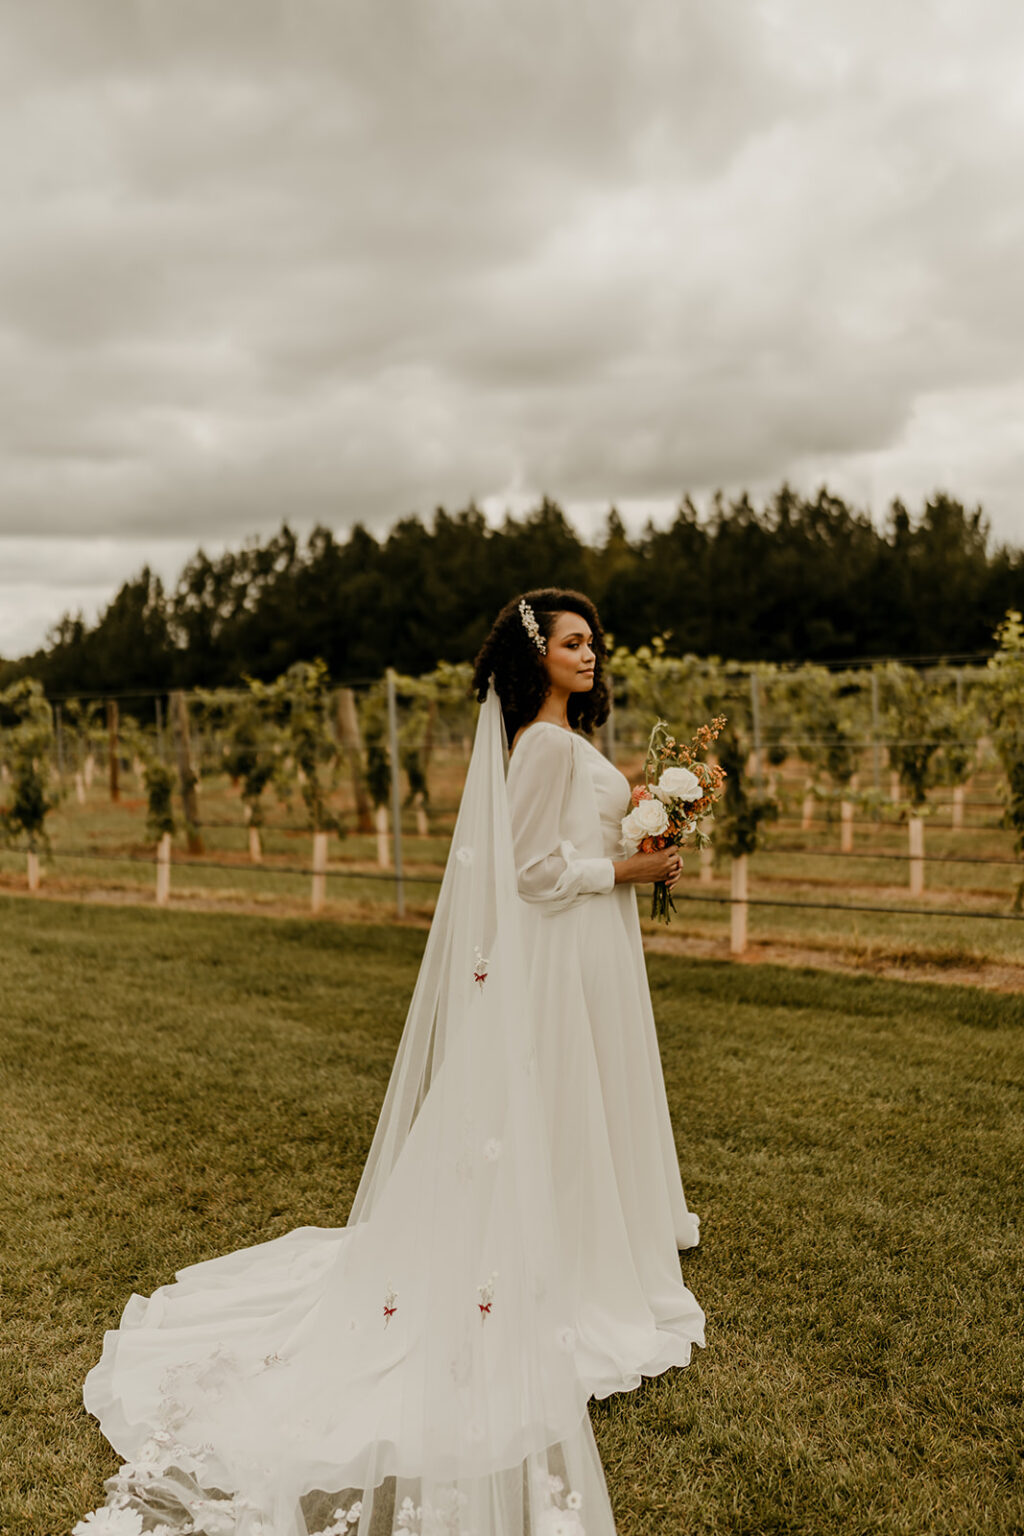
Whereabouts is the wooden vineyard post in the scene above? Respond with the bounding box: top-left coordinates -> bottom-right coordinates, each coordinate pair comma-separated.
375,805 -> 390,867
840,799 -> 854,853
107,700 -> 120,802
84,752 -> 95,788
730,854 -> 748,955
336,688 -> 373,834
171,690 -> 203,854
311,830 -> 328,913
74,769 -> 86,805
908,816 -> 925,897
414,793 -> 429,837
890,770 -> 900,804
242,804 -> 263,863
386,668 -> 406,918
699,844 -> 713,885
952,785 -> 964,829
26,850 -> 40,893
801,786 -> 814,830
155,833 -> 171,905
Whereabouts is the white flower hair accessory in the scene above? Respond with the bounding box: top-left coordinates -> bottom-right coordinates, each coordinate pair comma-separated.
518,598 -> 547,654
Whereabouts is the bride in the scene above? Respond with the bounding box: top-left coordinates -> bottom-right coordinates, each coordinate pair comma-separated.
77,589 -> 705,1536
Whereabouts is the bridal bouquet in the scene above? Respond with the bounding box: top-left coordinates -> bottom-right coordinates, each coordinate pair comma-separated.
621,716 -> 728,922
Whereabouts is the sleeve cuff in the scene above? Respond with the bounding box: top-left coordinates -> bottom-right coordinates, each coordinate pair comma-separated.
575,856 -> 616,895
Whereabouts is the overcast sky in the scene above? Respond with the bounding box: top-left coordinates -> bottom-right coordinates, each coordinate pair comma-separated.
2,0 -> 1023,658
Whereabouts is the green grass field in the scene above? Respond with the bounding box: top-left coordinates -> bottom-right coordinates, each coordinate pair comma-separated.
2,897 -> 1022,1536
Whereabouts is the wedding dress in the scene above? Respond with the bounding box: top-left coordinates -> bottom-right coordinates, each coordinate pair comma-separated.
78,687 -> 704,1536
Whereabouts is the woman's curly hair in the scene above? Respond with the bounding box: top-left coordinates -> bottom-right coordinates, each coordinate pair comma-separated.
471,588 -> 611,743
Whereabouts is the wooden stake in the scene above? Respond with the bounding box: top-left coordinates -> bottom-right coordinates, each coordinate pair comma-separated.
248,826 -> 262,863
908,816 -> 924,896
375,804 -> 390,868
414,792 -> 429,837
890,770 -> 900,803
730,854 -> 748,956
952,785 -> 964,829
801,788 -> 814,830
74,771 -> 85,805
155,833 -> 171,905
840,800 -> 854,853
311,829 -> 328,913
26,850 -> 40,892
699,844 -> 713,886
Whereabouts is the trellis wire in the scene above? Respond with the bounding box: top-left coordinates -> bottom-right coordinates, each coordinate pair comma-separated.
5,846 -> 1023,923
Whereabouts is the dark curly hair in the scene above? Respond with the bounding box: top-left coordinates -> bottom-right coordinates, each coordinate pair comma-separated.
471,588 -> 611,743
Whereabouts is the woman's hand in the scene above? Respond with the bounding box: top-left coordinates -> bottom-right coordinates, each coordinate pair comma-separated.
613,848 -> 683,890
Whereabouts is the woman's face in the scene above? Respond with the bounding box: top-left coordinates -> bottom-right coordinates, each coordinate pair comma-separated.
543,610 -> 597,695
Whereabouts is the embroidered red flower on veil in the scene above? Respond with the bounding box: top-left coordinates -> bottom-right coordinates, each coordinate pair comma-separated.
477,1272 -> 497,1322
473,947 -> 489,989
383,1286 -> 398,1327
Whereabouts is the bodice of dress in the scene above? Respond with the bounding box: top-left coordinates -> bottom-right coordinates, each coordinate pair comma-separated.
505,722 -> 631,914
577,732 -> 633,859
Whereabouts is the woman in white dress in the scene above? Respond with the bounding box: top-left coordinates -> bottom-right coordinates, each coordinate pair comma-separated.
77,590 -> 704,1536
472,590 -> 703,1398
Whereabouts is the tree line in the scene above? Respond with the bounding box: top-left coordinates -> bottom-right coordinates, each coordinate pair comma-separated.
3,485 -> 1022,697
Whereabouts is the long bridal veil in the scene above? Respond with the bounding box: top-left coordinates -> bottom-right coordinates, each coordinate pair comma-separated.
82,683 -> 620,1536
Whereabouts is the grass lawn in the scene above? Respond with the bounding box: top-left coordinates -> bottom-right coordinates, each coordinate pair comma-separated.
1,896 -> 1021,1536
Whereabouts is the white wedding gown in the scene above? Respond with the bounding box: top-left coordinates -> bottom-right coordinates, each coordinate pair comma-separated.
79,697 -> 704,1536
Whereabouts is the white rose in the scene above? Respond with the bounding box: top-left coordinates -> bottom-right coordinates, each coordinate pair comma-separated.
624,799 -> 670,842
654,766 -> 702,802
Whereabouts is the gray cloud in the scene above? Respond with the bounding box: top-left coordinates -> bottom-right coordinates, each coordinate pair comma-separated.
2,0 -> 1023,654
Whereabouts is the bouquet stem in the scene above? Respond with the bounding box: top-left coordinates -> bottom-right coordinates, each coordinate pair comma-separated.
650,879 -> 676,924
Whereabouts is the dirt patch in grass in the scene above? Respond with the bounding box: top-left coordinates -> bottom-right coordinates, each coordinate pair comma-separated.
644,929 -> 1024,994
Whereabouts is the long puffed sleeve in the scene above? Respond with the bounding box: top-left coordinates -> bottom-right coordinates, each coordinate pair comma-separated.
506,724 -> 616,913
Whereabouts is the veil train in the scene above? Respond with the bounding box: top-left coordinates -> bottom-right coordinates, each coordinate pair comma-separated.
82,684 -> 619,1536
